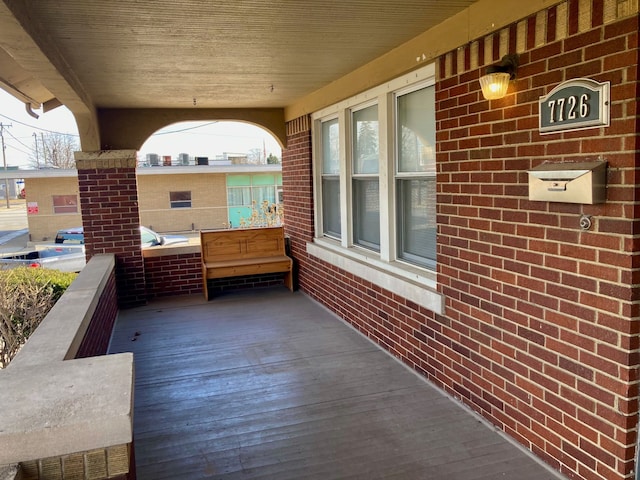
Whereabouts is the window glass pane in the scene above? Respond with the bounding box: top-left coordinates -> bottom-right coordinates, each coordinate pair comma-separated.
353,105 -> 379,174
169,191 -> 191,208
322,119 -> 340,174
321,118 -> 341,239
169,191 -> 190,202
228,187 -> 250,206
253,186 -> 275,204
397,86 -> 436,174
353,179 -> 380,251
322,177 -> 341,238
52,195 -> 78,214
397,178 -> 436,268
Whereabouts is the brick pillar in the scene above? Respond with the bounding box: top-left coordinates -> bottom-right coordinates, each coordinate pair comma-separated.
75,150 -> 146,308
282,116 -> 313,292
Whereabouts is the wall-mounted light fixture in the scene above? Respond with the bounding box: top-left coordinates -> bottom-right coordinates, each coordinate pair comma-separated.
479,54 -> 519,100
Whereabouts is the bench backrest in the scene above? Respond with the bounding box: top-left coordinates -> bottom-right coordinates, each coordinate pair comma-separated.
200,227 -> 287,263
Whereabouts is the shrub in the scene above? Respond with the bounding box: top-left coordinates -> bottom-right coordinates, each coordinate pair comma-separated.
0,268 -> 77,368
238,200 -> 284,228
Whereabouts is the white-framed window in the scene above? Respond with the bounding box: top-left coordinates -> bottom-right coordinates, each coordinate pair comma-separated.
310,63 -> 442,314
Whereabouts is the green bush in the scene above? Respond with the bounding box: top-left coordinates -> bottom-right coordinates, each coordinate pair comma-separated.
0,267 -> 77,368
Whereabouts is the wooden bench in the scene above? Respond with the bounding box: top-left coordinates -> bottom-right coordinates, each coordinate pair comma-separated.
200,226 -> 293,300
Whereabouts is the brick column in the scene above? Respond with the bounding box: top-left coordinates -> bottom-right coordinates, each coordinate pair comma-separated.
75,150 -> 146,308
282,116 -> 313,291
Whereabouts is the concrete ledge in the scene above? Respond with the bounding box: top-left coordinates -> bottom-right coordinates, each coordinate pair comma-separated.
142,242 -> 200,258
0,254 -> 134,466
0,355 -> 133,464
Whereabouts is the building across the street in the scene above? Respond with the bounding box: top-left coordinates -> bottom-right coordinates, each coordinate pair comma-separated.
5,165 -> 282,241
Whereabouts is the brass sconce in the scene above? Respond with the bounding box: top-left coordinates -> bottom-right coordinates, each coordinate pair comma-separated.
479,54 -> 519,100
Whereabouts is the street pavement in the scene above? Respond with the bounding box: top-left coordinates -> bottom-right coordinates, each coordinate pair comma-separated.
0,200 -> 203,255
0,200 -> 30,254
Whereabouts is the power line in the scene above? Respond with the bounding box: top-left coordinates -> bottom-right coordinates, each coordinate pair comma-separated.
0,112 -> 220,138
4,142 -> 32,157
5,127 -> 33,151
0,113 -> 79,137
153,121 -> 218,136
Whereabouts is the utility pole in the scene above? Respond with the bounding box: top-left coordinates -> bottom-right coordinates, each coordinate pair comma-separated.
0,123 -> 11,209
41,132 -> 47,168
33,132 -> 40,169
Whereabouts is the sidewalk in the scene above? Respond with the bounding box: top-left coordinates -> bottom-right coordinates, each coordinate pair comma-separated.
0,200 -> 30,253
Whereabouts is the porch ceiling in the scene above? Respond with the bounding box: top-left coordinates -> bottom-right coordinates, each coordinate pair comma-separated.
0,0 -> 478,114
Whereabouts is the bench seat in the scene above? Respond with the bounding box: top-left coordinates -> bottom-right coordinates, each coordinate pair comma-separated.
203,256 -> 292,277
200,227 -> 293,300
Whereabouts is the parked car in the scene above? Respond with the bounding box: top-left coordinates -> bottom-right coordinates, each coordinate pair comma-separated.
55,226 -> 188,248
0,245 -> 86,272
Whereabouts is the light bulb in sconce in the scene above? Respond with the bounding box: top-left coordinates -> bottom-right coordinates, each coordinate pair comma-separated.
479,54 -> 519,100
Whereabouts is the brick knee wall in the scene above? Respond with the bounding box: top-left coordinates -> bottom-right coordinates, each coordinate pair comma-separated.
144,252 -> 201,298
143,253 -> 293,299
17,265 -> 133,479
75,270 -> 118,358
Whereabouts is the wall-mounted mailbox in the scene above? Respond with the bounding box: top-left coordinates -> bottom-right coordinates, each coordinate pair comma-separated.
528,161 -> 607,204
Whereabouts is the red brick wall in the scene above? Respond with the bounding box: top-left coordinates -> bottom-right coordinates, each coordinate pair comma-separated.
77,157 -> 146,308
205,273 -> 288,297
143,253 -> 291,299
144,252 -> 201,298
436,6 -> 639,480
284,4 -> 640,480
75,269 -> 118,358
282,117 -> 315,290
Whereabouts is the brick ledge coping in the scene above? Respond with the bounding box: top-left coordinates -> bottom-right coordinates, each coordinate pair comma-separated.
0,254 -> 134,465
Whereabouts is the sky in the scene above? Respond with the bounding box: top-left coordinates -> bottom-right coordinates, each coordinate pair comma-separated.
0,89 -> 282,168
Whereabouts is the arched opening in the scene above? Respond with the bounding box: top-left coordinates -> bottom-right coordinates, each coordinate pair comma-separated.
136,121 -> 284,233
95,108 -> 286,151
138,120 -> 282,167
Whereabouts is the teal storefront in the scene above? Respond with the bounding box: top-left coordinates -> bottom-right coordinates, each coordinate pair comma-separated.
226,173 -> 283,228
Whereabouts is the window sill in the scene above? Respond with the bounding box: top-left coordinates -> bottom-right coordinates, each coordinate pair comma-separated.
306,239 -> 444,315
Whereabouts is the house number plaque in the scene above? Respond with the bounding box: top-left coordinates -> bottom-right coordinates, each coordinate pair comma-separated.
539,78 -> 610,134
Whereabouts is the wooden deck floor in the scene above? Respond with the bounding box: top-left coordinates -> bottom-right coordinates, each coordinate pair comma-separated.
109,287 -> 564,480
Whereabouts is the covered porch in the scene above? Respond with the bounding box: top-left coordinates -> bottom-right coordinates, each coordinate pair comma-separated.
2,2 -> 640,479
109,287 -> 562,480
